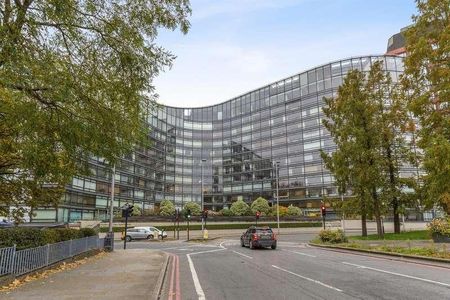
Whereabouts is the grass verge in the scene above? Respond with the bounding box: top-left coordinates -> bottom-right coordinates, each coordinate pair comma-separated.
349,230 -> 430,241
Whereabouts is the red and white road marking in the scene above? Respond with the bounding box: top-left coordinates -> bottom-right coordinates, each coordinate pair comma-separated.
168,254 -> 181,300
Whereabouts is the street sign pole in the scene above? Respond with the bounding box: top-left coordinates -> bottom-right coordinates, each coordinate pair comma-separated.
187,219 -> 190,241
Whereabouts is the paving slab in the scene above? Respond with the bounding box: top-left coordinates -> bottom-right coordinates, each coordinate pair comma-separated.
1,249 -> 167,300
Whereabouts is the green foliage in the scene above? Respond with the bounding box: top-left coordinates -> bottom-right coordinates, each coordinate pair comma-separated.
131,206 -> 142,216
321,61 -> 414,236
0,227 -> 96,250
183,202 -> 201,216
251,197 -> 270,215
220,208 -> 234,216
318,229 -> 348,244
159,200 -> 176,216
270,204 -> 288,217
79,227 -> 97,237
0,1 -> 191,221
402,0 -> 450,213
286,205 -> 302,216
230,199 -> 250,216
427,218 -> 450,237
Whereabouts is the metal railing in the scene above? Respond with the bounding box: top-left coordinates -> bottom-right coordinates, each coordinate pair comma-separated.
0,236 -> 105,277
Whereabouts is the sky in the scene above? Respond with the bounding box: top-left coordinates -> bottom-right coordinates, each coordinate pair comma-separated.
153,0 -> 417,108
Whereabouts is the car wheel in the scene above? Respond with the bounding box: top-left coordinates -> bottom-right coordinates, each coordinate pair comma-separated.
240,239 -> 245,247
125,236 -> 132,242
147,235 -> 154,240
271,244 -> 277,250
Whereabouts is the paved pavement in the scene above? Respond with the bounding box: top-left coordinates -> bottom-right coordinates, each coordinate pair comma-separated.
1,249 -> 167,300
118,234 -> 450,300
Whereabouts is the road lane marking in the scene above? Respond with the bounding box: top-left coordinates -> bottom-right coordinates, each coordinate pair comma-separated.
272,265 -> 343,292
187,254 -> 206,300
189,248 -> 226,256
342,262 -> 450,288
175,255 -> 181,300
232,250 -> 253,259
284,249 -> 316,257
168,255 -> 176,300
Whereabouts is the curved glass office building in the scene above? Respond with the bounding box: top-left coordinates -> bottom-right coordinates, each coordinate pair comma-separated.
33,55 -> 411,222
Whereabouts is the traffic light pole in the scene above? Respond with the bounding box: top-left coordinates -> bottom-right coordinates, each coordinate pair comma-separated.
322,214 -> 325,230
187,219 -> 190,241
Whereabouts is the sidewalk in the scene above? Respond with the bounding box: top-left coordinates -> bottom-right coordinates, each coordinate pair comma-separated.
1,249 -> 168,300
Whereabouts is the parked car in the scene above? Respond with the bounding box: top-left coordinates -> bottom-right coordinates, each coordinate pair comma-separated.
122,228 -> 153,242
0,219 -> 13,228
240,226 -> 277,249
134,226 -> 168,239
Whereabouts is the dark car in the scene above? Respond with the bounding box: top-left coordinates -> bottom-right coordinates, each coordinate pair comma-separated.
240,226 -> 277,249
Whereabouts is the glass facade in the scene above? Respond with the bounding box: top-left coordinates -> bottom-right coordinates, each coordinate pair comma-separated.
41,55 -> 417,222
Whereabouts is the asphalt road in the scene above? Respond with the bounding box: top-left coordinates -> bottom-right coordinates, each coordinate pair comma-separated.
118,237 -> 450,300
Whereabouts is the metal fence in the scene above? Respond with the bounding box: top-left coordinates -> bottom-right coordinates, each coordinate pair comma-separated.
0,236 -> 105,277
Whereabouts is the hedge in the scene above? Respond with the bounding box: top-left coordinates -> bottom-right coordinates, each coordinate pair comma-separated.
100,222 -> 322,232
0,227 -> 98,250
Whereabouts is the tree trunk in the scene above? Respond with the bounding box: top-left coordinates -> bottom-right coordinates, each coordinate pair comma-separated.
373,188 -> 383,238
393,199 -> 401,233
361,200 -> 367,237
386,145 -> 401,234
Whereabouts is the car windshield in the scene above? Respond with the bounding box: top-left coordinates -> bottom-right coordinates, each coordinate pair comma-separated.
255,228 -> 272,233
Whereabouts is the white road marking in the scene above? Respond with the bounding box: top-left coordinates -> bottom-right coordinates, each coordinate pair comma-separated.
187,254 -> 206,300
189,248 -> 226,256
272,265 -> 343,292
342,262 -> 450,288
285,250 -> 317,258
232,250 -> 253,259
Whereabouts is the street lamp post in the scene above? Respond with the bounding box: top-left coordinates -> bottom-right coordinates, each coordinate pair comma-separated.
340,190 -> 346,235
274,161 -> 280,235
106,164 -> 116,251
201,159 -> 206,233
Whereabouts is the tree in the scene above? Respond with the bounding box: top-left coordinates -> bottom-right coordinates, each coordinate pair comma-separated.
286,205 -> 302,216
402,0 -> 450,213
251,197 -> 270,215
230,199 -> 250,216
183,202 -> 201,216
159,200 -> 175,216
0,1 -> 191,221
323,61 -> 416,236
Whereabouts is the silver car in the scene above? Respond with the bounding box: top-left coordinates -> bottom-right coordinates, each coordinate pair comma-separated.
123,228 -> 153,242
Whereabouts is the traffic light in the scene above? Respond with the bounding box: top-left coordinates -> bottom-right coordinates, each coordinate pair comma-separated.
321,205 -> 326,216
121,205 -> 134,218
186,209 -> 191,219
256,211 -> 261,220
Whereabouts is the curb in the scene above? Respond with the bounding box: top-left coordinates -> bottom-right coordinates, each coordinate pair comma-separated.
309,242 -> 450,268
152,252 -> 170,300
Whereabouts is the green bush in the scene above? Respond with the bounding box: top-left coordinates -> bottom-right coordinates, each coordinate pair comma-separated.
251,197 -> 270,215
0,227 -> 97,250
159,200 -> 176,216
220,208 -> 234,216
427,218 -> 450,236
53,228 -> 83,241
318,229 -> 348,244
230,199 -> 250,216
79,227 -> 97,237
287,205 -> 302,216
182,202 -> 202,216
